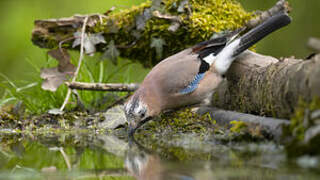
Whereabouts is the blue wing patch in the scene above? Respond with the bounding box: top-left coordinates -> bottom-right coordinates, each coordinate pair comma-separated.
180,73 -> 205,94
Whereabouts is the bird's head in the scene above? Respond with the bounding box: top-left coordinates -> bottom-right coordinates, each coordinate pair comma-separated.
124,94 -> 153,136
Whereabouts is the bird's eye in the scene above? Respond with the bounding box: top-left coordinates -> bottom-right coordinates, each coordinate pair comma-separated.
138,110 -> 145,118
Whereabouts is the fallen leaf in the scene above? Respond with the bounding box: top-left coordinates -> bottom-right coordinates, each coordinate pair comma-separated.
48,49 -> 75,73
40,68 -> 68,91
101,40 -> 120,65
72,32 -> 106,55
89,32 -> 107,45
178,0 -> 189,12
135,8 -> 152,30
40,49 -> 75,92
150,37 -> 166,59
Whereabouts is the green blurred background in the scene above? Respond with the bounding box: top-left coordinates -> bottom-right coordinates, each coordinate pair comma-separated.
0,0 -> 319,112
1,0 -> 319,78
0,0 -> 146,79
238,0 -> 320,59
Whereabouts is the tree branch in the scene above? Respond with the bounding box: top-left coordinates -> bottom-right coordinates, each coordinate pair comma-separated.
66,82 -> 139,92
246,0 -> 291,29
213,51 -> 320,119
197,107 -> 289,141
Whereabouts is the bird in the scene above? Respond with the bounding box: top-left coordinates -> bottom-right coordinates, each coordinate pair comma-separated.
125,138 -> 196,180
124,13 -> 291,136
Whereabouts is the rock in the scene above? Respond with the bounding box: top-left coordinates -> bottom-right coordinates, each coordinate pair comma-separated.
98,105 -> 127,129
311,109 -> 320,120
296,156 -> 319,169
41,166 -> 57,173
48,108 -> 64,115
304,125 -> 320,144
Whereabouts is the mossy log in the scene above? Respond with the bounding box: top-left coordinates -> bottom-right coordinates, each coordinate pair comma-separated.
31,0 -> 253,67
197,107 -> 290,141
213,51 -> 320,119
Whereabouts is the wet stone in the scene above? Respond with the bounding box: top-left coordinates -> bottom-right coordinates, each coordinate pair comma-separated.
304,125 -> 320,144
311,109 -> 320,120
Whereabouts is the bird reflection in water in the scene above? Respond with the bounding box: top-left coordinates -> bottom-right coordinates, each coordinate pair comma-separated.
125,137 -> 195,180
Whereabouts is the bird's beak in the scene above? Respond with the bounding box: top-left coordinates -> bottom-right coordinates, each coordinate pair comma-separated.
128,126 -> 136,137
127,117 -> 152,137
128,119 -> 138,137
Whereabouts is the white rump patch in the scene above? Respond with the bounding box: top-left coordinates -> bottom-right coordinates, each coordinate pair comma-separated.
214,39 -> 240,75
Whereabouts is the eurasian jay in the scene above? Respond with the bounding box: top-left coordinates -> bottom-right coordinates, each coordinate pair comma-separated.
124,13 -> 291,136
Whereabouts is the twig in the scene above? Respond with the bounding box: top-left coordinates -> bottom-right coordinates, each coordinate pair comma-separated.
152,10 -> 182,32
71,89 -> 86,110
59,147 -> 72,171
58,36 -> 76,52
116,41 -> 137,49
246,0 -> 291,29
66,82 -> 139,92
152,11 -> 181,22
307,37 -> 320,52
60,16 -> 89,111
58,37 -> 76,64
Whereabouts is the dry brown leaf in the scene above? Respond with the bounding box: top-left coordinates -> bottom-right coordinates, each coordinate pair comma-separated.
40,49 -> 75,92
47,48 -> 75,73
40,68 -> 68,91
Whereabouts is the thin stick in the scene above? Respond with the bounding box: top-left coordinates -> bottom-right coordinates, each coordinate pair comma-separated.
66,82 -> 139,92
59,147 -> 72,171
246,0 -> 291,29
58,36 -> 75,52
60,16 -> 89,111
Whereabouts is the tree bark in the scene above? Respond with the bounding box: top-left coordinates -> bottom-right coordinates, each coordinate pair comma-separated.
197,107 -> 290,141
213,51 -> 320,119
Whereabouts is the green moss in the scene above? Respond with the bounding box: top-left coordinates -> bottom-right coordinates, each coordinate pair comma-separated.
0,109 -> 110,135
187,0 -> 252,38
290,97 -> 320,140
142,108 -> 216,134
284,97 -> 320,157
34,0 -> 253,67
230,120 -> 247,133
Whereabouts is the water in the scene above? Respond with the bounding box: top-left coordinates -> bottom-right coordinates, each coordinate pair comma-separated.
0,131 -> 319,180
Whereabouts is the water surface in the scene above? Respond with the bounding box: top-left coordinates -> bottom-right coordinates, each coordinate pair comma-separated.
0,132 -> 319,180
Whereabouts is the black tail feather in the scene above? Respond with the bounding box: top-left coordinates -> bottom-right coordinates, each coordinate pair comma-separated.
233,13 -> 291,57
